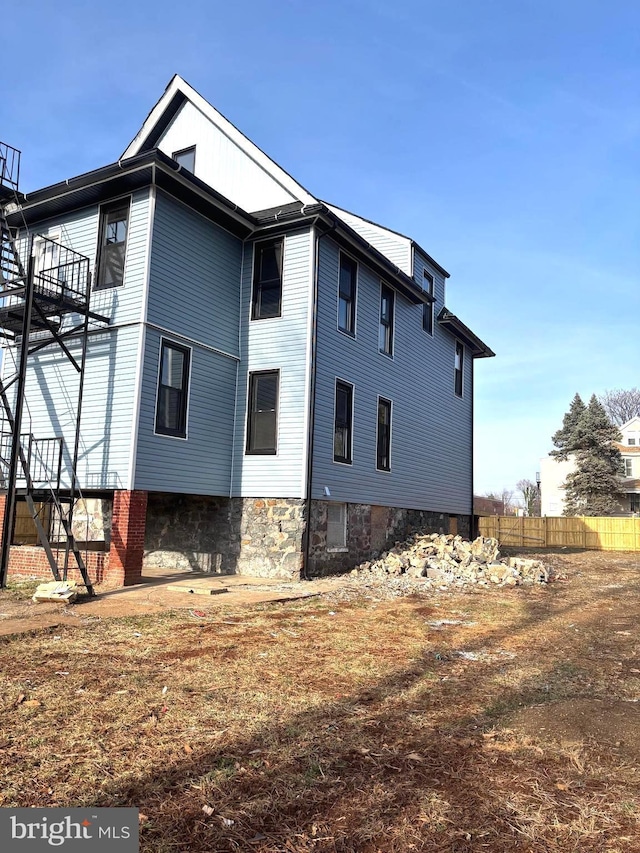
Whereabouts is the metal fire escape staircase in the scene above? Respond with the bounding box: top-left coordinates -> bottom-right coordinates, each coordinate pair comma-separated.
0,141 -> 110,594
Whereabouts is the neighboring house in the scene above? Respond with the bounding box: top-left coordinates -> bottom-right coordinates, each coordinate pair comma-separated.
473,496 -> 505,516
540,416 -> 640,516
0,75 -> 494,586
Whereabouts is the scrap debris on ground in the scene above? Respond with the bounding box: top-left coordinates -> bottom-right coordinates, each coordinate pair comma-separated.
247,534 -> 554,605
320,533 -> 552,602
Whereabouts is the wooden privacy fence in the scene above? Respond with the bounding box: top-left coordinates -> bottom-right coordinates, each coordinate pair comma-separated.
478,516 -> 640,552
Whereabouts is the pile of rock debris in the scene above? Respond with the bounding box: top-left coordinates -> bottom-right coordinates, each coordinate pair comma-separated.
351,533 -> 551,589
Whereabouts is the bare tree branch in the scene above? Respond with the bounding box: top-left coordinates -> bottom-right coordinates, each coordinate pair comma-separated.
516,478 -> 541,517
599,388 -> 640,427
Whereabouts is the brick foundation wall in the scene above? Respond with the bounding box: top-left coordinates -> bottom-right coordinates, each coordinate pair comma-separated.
109,490 -> 148,586
4,489 -> 147,589
6,547 -> 110,585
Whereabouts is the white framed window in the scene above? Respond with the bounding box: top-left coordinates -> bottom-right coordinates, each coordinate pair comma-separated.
327,502 -> 347,549
629,438 -> 637,445
623,458 -> 633,478
33,230 -> 61,275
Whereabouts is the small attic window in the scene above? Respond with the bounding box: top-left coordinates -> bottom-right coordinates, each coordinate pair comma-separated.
172,146 -> 196,173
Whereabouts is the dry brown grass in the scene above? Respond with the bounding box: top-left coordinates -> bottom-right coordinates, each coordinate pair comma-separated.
1,549 -> 640,851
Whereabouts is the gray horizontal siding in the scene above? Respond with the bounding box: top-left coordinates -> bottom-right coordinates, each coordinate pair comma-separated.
147,191 -> 243,355
231,229 -> 312,497
8,325 -> 139,490
16,189 -> 151,328
134,328 -> 237,494
311,236 -> 472,515
2,191 -> 152,493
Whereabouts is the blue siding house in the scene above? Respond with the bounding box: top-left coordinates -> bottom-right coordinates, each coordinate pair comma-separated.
1,76 -> 493,585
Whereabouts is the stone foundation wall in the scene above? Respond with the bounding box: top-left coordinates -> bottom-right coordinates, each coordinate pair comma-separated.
50,498 -> 112,545
144,493 -> 235,573
143,494 -> 306,580
4,491 -> 471,586
307,500 -> 471,576
232,498 -> 306,579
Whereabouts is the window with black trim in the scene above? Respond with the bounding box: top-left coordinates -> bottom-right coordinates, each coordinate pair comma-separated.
95,200 -> 129,290
454,341 -> 464,397
334,380 -> 353,464
377,397 -> 392,471
172,146 -> 196,173
422,270 -> 434,335
379,284 -> 394,356
338,253 -> 357,335
251,239 -> 283,320
155,340 -> 190,438
246,371 -> 279,454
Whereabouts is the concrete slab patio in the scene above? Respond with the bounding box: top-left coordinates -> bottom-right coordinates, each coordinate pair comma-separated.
0,567 -> 336,637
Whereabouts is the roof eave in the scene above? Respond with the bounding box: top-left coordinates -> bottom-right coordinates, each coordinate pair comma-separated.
411,240 -> 450,279
251,202 -> 429,304
3,149 -> 256,238
437,308 -> 495,358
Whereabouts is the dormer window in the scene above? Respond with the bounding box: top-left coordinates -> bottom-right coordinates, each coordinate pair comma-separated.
172,146 -> 196,173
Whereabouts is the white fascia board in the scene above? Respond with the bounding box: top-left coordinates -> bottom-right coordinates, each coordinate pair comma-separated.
122,75 -> 317,207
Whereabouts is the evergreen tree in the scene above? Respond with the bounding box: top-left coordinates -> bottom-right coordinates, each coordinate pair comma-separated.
555,394 -> 625,516
551,393 -> 586,459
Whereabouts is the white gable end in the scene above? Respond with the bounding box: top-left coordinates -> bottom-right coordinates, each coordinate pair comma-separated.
325,204 -> 412,275
156,101 -> 304,212
123,76 -> 316,213
620,417 -> 640,446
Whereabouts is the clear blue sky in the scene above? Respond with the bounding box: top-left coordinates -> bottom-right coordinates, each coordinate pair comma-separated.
4,0 -> 639,497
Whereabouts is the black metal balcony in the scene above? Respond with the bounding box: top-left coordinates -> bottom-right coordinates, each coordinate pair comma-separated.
0,433 -> 63,492
0,142 -> 20,198
0,235 -> 92,338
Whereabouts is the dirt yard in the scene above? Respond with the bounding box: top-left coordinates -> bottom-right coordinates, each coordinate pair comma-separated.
1,548 -> 640,852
